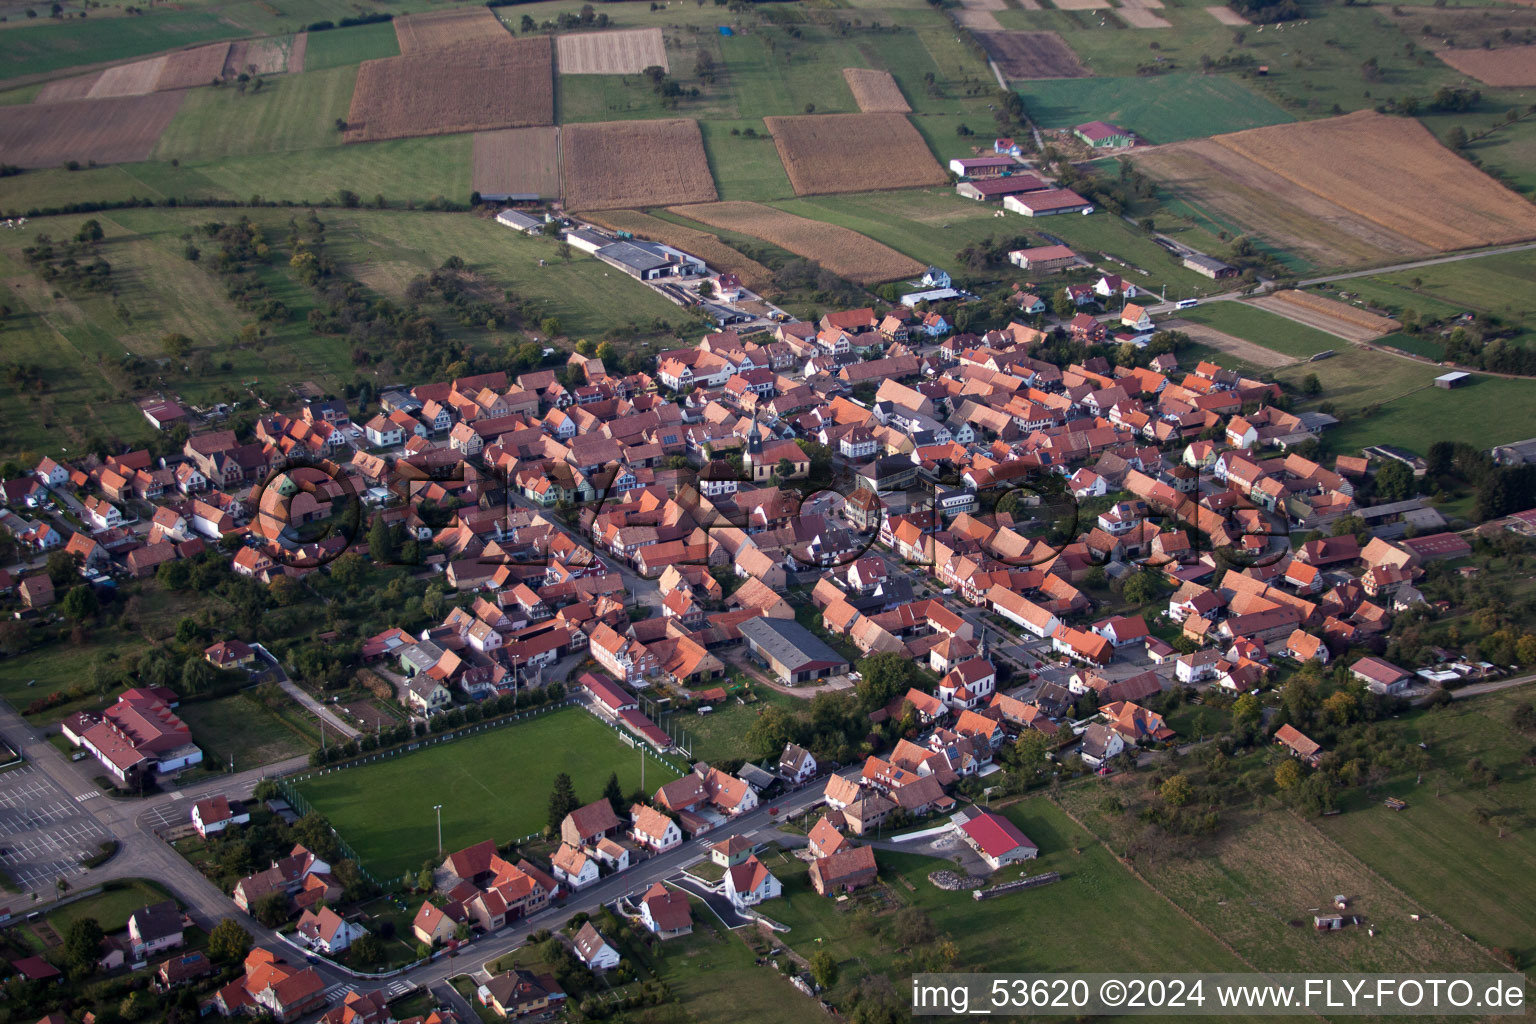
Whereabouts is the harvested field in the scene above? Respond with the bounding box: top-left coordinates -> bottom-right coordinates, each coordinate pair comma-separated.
393,7 -> 508,54
556,28 -> 668,75
842,68 -> 910,113
974,31 -> 1089,80
0,91 -> 185,168
1118,7 -> 1173,28
1249,291 -> 1399,343
1135,138 -> 1432,267
669,201 -> 924,285
1050,0 -> 1111,10
472,126 -> 561,199
956,0 -> 1006,31
583,209 -> 772,291
1211,111 -> 1536,252
763,112 -> 947,196
562,118 -> 716,210
346,37 -> 554,143
35,72 -> 101,103
224,33 -> 305,77
1436,46 -> 1536,87
155,43 -> 231,91
1205,5 -> 1250,25
88,56 -> 167,98
1164,319 -> 1295,368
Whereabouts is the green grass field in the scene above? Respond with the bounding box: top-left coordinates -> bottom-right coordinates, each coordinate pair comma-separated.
654,915 -> 826,1024
1,9 -> 243,80
1316,688 -> 1536,970
154,66 -> 359,161
177,694 -> 318,771
1178,301 -> 1341,359
1317,250 -> 1536,348
1020,73 -> 1294,144
294,709 -> 680,880
300,20 -> 401,72
47,879 -> 173,936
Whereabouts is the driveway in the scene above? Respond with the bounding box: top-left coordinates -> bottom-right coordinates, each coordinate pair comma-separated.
252,644 -> 361,740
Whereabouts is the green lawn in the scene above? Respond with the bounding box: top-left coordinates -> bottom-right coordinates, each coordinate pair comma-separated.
1020,73 -> 1294,145
652,915 -> 825,1024
49,879 -> 173,935
153,66 -> 359,161
1178,301 -> 1341,359
294,708 -> 681,880
0,632 -> 146,723
176,694 -> 318,772
1318,249 -> 1536,348
1,9 -> 243,80
699,121 -> 796,202
301,20 -> 402,72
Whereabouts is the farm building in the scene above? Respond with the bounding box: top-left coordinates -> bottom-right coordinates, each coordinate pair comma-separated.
1074,121 -> 1135,149
1008,245 -> 1079,273
140,399 -> 190,430
1004,189 -> 1093,217
956,176 -> 1048,202
594,239 -> 705,282
738,617 -> 849,685
1434,371 -> 1471,389
495,209 -> 544,234
948,156 -> 1019,178
565,228 -> 615,255
957,809 -> 1038,870
1181,253 -> 1238,279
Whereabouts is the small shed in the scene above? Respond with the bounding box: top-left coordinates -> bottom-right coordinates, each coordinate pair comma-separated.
1433,371 -> 1470,389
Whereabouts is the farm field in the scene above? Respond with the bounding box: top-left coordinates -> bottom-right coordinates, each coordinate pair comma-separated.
1306,371 -> 1536,455
1249,290 -> 1400,343
345,36 -> 554,143
1057,783 -> 1501,978
1314,689 -> 1536,968
224,33 -> 306,77
973,30 -> 1088,79
1163,319 -> 1297,369
293,708 -> 680,879
842,68 -> 910,113
1174,301 -> 1342,360
301,20 -> 401,72
582,209 -> 772,291
1020,73 -> 1293,144
0,91 -> 185,169
0,9 -> 244,80
1318,249 -> 1536,344
764,112 -> 947,196
1436,45 -> 1536,86
471,127 -> 561,200
698,121 -> 797,202
561,118 -> 717,210
555,27 -> 668,75
153,65 -> 358,161
671,201 -> 924,285
393,7 -> 508,54
1212,111 -> 1536,252
176,694 -> 318,771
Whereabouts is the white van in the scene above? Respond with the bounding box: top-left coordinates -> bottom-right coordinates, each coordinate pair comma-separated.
1175,298 -> 1200,310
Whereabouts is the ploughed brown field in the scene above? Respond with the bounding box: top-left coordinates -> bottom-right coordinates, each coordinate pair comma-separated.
394,7 -> 509,53
155,43 -> 235,90
763,112 -> 947,195
1248,291 -> 1399,343
562,118 -> 717,210
583,209 -> 772,291
668,201 -> 924,285
1435,45 -> 1536,87
1138,111 -> 1536,266
1211,111 -> 1536,252
472,127 -> 561,199
0,91 -> 186,168
35,41 -> 241,102
974,30 -> 1090,78
842,68 -> 910,113
556,28 -> 668,75
346,37 -> 554,143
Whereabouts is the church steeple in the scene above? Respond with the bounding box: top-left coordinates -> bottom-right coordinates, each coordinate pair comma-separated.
743,408 -> 763,471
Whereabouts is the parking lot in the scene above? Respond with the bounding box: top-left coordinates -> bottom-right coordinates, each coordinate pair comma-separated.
0,764 -> 113,892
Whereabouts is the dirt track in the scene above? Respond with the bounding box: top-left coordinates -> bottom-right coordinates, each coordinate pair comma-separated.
1244,294 -> 1393,344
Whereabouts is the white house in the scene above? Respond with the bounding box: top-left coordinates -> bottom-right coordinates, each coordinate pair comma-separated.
296,907 -> 365,955
191,795 -> 250,839
778,743 -> 817,786
126,903 -> 185,962
363,414 -> 404,448
724,855 -> 782,911
551,843 -> 601,890
83,496 -> 123,531
1079,722 -> 1126,768
630,804 -> 682,853
573,923 -> 621,971
591,837 -> 630,873
1174,649 -> 1223,685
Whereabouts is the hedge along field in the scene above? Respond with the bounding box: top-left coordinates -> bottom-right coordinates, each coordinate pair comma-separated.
293,708 -> 679,880
1019,73 -> 1293,144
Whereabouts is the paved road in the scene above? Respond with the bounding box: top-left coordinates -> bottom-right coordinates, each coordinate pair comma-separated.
252,644 -> 362,741
1443,672 -> 1535,702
